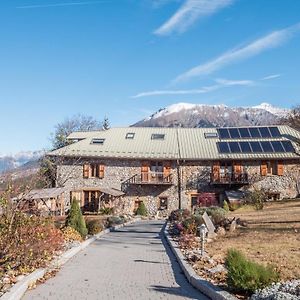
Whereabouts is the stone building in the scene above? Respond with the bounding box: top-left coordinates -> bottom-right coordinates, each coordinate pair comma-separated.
48,125 -> 300,216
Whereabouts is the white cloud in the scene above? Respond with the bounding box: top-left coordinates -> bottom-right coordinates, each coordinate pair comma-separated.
17,1 -> 106,9
132,77 -> 253,98
154,0 -> 234,36
174,23 -> 300,82
261,74 -> 281,80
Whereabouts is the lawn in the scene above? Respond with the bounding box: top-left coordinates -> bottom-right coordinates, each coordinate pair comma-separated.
206,200 -> 300,281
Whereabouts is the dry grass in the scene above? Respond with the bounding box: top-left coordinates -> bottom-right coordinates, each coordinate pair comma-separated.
206,200 -> 300,280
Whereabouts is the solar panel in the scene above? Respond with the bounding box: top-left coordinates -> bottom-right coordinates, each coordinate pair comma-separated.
228,128 -> 240,139
251,141 -> 263,152
239,141 -> 252,153
239,128 -> 251,138
217,142 -> 230,153
258,127 -> 272,138
281,141 -> 295,152
218,129 -> 230,139
269,127 -> 281,138
271,141 -> 285,152
228,142 -> 241,153
248,128 -> 261,138
260,141 -> 274,152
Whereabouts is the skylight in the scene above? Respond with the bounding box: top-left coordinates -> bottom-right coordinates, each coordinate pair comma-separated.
151,134 -> 165,140
204,132 -> 218,138
91,138 -> 105,145
126,133 -> 135,139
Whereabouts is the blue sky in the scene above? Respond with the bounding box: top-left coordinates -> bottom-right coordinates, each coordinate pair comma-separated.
0,0 -> 300,154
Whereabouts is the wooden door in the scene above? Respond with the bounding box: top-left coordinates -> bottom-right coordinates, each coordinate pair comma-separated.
261,161 -> 267,176
163,162 -> 171,182
212,162 -> 220,181
141,162 -> 149,182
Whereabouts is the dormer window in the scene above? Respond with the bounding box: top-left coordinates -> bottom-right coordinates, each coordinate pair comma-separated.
126,133 -> 135,139
151,134 -> 165,140
91,138 -> 105,145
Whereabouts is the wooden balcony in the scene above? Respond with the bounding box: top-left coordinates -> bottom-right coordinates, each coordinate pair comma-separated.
127,172 -> 173,185
210,172 -> 249,185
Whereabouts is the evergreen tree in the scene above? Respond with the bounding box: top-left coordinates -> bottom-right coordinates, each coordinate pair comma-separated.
136,201 -> 147,216
65,199 -> 88,237
102,116 -> 110,130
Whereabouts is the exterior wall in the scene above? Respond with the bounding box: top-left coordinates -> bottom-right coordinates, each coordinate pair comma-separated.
55,157 -> 300,215
56,158 -> 179,216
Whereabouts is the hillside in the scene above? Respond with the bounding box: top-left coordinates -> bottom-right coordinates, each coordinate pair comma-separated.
133,102 -> 289,128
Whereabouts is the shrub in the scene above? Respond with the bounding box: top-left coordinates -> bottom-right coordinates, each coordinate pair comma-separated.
136,202 -> 147,216
225,249 -> 279,294
99,207 -> 113,215
229,202 -> 242,211
245,189 -> 266,210
86,220 -> 104,235
194,207 -> 227,226
169,209 -> 191,222
65,199 -> 88,238
182,215 -> 203,234
223,200 -> 230,212
0,212 -> 64,276
62,226 -> 83,242
107,216 -> 124,227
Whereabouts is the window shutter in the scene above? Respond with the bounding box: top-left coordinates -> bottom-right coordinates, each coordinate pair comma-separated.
83,164 -> 90,178
234,161 -> 242,174
163,162 -> 171,177
212,161 -> 220,181
277,161 -> 284,176
261,161 -> 267,176
98,164 -> 105,179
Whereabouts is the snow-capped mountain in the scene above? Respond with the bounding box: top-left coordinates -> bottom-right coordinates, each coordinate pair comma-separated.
0,151 -> 44,174
133,102 -> 289,128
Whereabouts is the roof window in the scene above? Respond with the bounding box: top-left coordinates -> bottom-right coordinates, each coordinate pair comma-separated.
126,132 -> 135,139
204,132 -> 218,138
91,138 -> 105,145
151,134 -> 165,140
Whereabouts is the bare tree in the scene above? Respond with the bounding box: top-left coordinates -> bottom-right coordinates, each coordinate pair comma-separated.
102,116 -> 110,130
51,114 -> 102,150
284,105 -> 300,130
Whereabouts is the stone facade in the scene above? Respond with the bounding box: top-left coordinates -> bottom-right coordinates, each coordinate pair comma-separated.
55,157 -> 300,215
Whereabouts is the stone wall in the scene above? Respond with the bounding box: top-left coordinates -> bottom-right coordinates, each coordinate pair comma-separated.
56,158 -> 180,216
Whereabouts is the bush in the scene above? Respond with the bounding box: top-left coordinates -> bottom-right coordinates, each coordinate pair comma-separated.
99,207 -> 113,215
245,189 -> 266,210
169,209 -> 191,222
0,213 -> 64,276
229,202 -> 241,211
225,249 -> 279,294
223,200 -> 230,212
65,199 -> 88,238
178,234 -> 199,250
136,202 -> 147,216
86,220 -> 104,235
107,216 -> 124,227
182,215 -> 203,234
194,207 -> 227,226
62,226 -> 83,242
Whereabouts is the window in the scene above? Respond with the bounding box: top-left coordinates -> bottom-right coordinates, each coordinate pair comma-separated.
91,138 -> 105,145
159,197 -> 168,210
83,163 -> 105,179
261,161 -> 283,176
126,132 -> 135,139
204,132 -> 218,138
151,134 -> 165,140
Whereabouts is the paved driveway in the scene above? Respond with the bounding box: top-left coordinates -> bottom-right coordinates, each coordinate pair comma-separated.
23,220 -> 208,300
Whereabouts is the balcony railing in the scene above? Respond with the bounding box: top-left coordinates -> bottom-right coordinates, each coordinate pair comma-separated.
127,172 -> 173,185
210,172 -> 249,185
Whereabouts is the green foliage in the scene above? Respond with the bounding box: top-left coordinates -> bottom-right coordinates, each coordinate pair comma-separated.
86,220 -> 104,235
246,189 -> 266,210
194,207 -> 227,225
225,249 -> 279,294
182,215 -> 203,234
99,207 -> 113,215
229,202 -> 241,211
65,199 -> 88,238
136,201 -> 148,216
107,216 -> 124,227
102,116 -> 110,130
223,200 -> 230,212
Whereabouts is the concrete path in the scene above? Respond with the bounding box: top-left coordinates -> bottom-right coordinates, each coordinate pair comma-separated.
23,220 -> 208,300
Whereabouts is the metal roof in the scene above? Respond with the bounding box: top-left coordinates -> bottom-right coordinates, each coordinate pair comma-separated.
48,125 -> 300,161
22,187 -> 66,200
